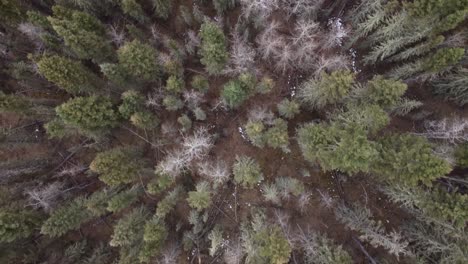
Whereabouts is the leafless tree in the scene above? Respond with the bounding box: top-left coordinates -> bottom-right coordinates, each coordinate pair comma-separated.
247,106 -> 275,124
56,164 -> 88,177
157,150 -> 188,178
197,160 -> 230,188
314,54 -> 351,77
182,128 -> 214,161
108,25 -> 125,46
146,88 -> 165,110
159,242 -> 181,264
183,90 -> 205,110
224,30 -> 257,75
317,189 -> 334,208
185,30 -> 200,55
282,0 -> 325,20
223,237 -> 244,264
297,191 -> 312,213
25,181 -> 65,212
417,117 -> 468,143
18,23 -> 45,51
240,0 -> 279,21
321,18 -> 349,49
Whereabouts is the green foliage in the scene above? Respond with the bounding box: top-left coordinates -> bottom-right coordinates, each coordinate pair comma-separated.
245,120 -> 266,147
455,143 -> 468,168
208,226 -> 224,256
366,75 -> 408,107
119,90 -> 145,119
419,187 -> 468,228
221,80 -> 250,108
423,48 -> 465,73
332,104 -> 390,134
298,70 -> 355,109
177,114 -> 192,132
37,55 -> 97,94
56,96 -> 119,132
131,111 -> 159,129
117,40 -> 160,81
110,207 -> 148,247
374,134 -> 452,186
199,21 -> 228,75
297,123 -> 378,174
0,209 -> 40,243
275,177 -> 304,197
277,99 -> 300,119
254,227 -> 291,264
147,172 -> 174,195
233,155 -> 264,188
121,0 -> 147,23
163,59 -> 184,76
256,77 -> 275,94
156,186 -> 184,219
163,95 -> 184,111
27,10 -> 51,29
0,0 -> 22,24
107,187 -> 141,213
0,91 -> 30,114
139,217 -> 168,262
187,181 -> 212,211
152,0 -> 172,19
90,147 -> 145,186
44,118 -> 69,139
48,5 -> 112,62
41,197 -> 92,237
191,75 -> 209,93
100,63 -> 128,85
405,0 -> 468,18
166,75 -> 185,94
264,119 -> 290,152
84,189 -> 116,217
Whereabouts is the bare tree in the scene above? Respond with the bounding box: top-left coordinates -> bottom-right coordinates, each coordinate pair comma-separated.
183,90 -> 205,110
297,191 -> 312,213
223,237 -> 244,264
282,0 -> 325,20
18,23 -> 45,51
197,160 -> 230,188
157,150 -> 188,178
317,189 -> 334,208
182,128 -> 214,161
240,0 -> 279,21
159,242 -> 181,264
108,25 -> 125,46
224,30 -> 257,75
247,106 -> 275,123
185,30 -> 200,55
25,181 -> 65,212
417,117 -> 468,143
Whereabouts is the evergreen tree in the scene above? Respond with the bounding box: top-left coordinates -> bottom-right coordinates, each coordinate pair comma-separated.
198,20 -> 228,75
120,0 -> 148,23
163,95 -> 184,111
298,232 -> 353,264
117,40 -> 160,81
0,91 -> 30,114
139,217 -> 168,262
298,70 -> 355,109
119,90 -> 145,119
41,197 -> 92,237
152,0 -> 172,19
233,155 -> 264,188
0,209 -> 40,243
423,48 -> 465,73
277,99 -> 300,119
48,5 -> 112,62
90,147 -> 146,186
264,118 -> 290,153
332,104 -> 390,134
156,186 -> 184,219
165,75 -> 185,94
187,181 -> 212,211
297,123 -> 378,174
0,0 -> 22,25
36,55 -> 98,94
432,69 -> 468,106
110,207 -> 148,247
131,111 -> 159,129
365,75 -> 408,107
374,134 -> 452,186
191,75 -> 209,93
56,96 -> 119,133
107,186 -> 141,213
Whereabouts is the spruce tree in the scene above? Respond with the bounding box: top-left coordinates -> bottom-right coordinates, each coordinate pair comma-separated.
117,40 -> 160,81
48,5 -> 113,62
199,20 -> 228,75
0,209 -> 40,243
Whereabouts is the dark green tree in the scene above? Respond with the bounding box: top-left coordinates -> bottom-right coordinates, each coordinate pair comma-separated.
56,96 -> 119,133
198,21 -> 228,75
0,209 -> 40,243
90,147 -> 146,186
152,0 -> 172,19
48,5 -> 113,62
37,55 -> 98,94
117,40 -> 160,81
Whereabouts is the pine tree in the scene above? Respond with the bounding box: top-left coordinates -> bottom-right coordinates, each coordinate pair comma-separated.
187,181 -> 212,211
364,75 -> 408,107
107,186 -> 141,213
199,20 -> 229,75
374,134 -> 452,186
120,0 -> 148,23
297,122 -> 378,174
156,186 -> 184,219
36,55 -> 98,94
56,96 -> 119,133
233,155 -> 264,188
117,40 -> 160,81
152,0 -> 172,19
0,209 -> 41,243
41,197 -> 92,237
298,70 -> 355,109
297,231 -> 353,264
0,0 -> 22,25
90,147 -> 146,186
139,217 -> 168,262
48,5 -> 112,62
432,69 -> 468,106
118,90 -> 146,119
110,207 -> 148,247
277,99 -> 300,119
